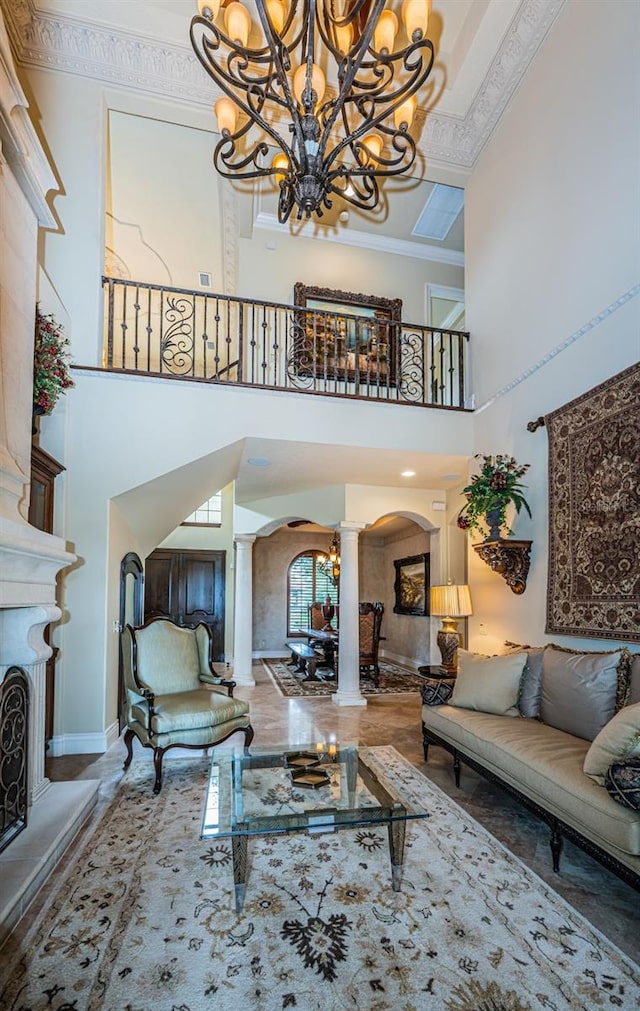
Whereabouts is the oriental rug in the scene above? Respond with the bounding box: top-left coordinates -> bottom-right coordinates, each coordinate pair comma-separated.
1,749 -> 638,1011
546,361 -> 640,641
264,657 -> 423,697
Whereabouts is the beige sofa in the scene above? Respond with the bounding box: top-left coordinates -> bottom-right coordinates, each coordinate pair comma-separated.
422,646 -> 640,889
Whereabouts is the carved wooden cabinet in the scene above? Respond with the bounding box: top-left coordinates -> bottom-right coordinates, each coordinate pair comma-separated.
28,444 -> 65,747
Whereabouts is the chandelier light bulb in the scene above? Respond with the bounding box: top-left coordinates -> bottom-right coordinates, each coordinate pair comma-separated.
394,94 -> 417,130
362,133 -> 383,164
197,0 -> 220,20
225,1 -> 251,46
215,96 -> 238,135
334,20 -> 354,54
272,151 -> 289,182
293,63 -> 326,109
266,0 -> 286,35
374,10 -> 398,53
402,0 -> 431,40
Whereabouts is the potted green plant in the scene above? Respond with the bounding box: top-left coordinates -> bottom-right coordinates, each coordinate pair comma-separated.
456,454 -> 531,541
33,306 -> 74,424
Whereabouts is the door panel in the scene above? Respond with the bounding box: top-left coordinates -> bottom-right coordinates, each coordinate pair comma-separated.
143,552 -> 176,618
144,549 -> 226,661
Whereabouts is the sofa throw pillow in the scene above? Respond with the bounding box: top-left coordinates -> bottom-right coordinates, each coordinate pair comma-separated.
604,757 -> 640,810
583,702 -> 640,783
450,651 -> 526,716
546,644 -> 631,713
540,647 -> 621,741
503,643 -> 546,719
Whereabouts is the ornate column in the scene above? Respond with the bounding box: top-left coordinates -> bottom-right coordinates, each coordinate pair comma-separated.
332,522 -> 367,708
233,535 -> 256,687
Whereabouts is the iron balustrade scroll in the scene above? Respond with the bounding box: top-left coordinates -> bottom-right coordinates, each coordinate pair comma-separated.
102,277 -> 469,409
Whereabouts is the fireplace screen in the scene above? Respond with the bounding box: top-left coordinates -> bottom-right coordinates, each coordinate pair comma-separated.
0,666 -> 29,853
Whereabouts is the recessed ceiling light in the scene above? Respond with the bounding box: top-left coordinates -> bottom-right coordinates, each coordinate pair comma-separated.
247,457 -> 271,467
401,470 -> 416,477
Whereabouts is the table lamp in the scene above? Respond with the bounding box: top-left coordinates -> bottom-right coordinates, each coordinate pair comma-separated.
430,584 -> 473,674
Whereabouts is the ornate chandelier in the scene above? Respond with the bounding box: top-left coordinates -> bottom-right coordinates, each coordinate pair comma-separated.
190,1 -> 435,223
319,532 -> 341,584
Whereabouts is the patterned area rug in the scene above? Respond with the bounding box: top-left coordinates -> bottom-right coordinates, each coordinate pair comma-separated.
264,658 -> 424,696
1,748 -> 638,1011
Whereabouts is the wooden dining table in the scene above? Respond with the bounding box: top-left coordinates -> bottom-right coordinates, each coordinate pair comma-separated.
296,627 -> 338,672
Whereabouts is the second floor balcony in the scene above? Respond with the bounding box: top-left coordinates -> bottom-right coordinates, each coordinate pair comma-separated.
102,277 -> 470,411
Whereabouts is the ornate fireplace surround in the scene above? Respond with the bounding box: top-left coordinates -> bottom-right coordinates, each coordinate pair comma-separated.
0,13 -> 99,945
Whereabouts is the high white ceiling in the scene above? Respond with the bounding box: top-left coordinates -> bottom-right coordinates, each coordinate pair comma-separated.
235,436 -> 468,503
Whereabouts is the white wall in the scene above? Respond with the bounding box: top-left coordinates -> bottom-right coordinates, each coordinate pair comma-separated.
107,111 -> 224,291
464,0 -> 640,654
379,526 -> 432,667
238,231 -> 463,325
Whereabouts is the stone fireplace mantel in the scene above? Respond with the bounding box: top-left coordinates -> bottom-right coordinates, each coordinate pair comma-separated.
0,521 -> 99,946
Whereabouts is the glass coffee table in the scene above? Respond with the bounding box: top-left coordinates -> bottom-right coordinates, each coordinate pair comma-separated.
201,742 -> 428,911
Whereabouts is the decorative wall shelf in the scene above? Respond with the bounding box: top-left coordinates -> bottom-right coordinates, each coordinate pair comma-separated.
473,539 -> 532,595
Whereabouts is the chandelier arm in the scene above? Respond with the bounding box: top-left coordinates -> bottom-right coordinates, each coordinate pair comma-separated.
314,0 -> 384,64
330,174 -> 380,212
253,0 -> 309,159
192,12 -> 303,71
322,42 -> 434,175
192,20 -> 304,179
194,22 -> 289,112
314,0 -> 387,153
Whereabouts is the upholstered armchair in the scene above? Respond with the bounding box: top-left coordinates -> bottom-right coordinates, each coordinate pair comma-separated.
121,617 -> 254,794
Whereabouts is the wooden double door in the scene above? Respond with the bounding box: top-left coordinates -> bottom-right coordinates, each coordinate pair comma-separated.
144,549 -> 226,661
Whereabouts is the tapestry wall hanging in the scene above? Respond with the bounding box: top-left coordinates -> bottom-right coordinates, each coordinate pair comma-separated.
545,361 -> 640,641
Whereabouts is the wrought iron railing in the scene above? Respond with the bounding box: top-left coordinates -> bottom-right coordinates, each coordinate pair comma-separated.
102,277 -> 469,409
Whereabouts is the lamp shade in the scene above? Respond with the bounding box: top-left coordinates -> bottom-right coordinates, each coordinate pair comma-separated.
430,584 -> 472,618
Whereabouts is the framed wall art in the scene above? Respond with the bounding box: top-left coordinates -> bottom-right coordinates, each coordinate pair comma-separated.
293,283 -> 402,385
393,553 -> 430,616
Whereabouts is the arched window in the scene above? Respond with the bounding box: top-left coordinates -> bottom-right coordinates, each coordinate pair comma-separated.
287,551 -> 339,635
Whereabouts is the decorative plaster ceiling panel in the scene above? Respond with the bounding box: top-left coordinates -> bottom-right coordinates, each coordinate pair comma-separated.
3,0 -> 566,171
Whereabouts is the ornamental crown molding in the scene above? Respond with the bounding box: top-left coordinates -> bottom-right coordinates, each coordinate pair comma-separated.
1,0 -> 566,171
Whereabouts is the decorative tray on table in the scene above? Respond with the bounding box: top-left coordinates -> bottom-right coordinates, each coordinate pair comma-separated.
289,767 -> 331,789
284,751 -> 322,769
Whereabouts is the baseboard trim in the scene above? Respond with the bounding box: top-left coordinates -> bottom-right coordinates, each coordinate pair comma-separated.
380,649 -> 420,670
48,721 -> 120,757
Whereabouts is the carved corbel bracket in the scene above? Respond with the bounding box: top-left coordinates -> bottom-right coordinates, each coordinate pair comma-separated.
473,539 -> 532,595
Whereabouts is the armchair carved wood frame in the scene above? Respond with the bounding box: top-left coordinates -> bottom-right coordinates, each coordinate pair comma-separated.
121,616 -> 254,794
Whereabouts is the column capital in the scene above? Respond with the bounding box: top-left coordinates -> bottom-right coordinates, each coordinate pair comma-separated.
234,534 -> 257,546
338,521 -> 367,535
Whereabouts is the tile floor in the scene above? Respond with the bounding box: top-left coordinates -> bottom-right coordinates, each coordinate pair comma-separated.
40,661 -> 639,962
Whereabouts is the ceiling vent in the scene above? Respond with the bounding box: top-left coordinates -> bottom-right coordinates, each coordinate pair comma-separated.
413,184 -> 464,241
